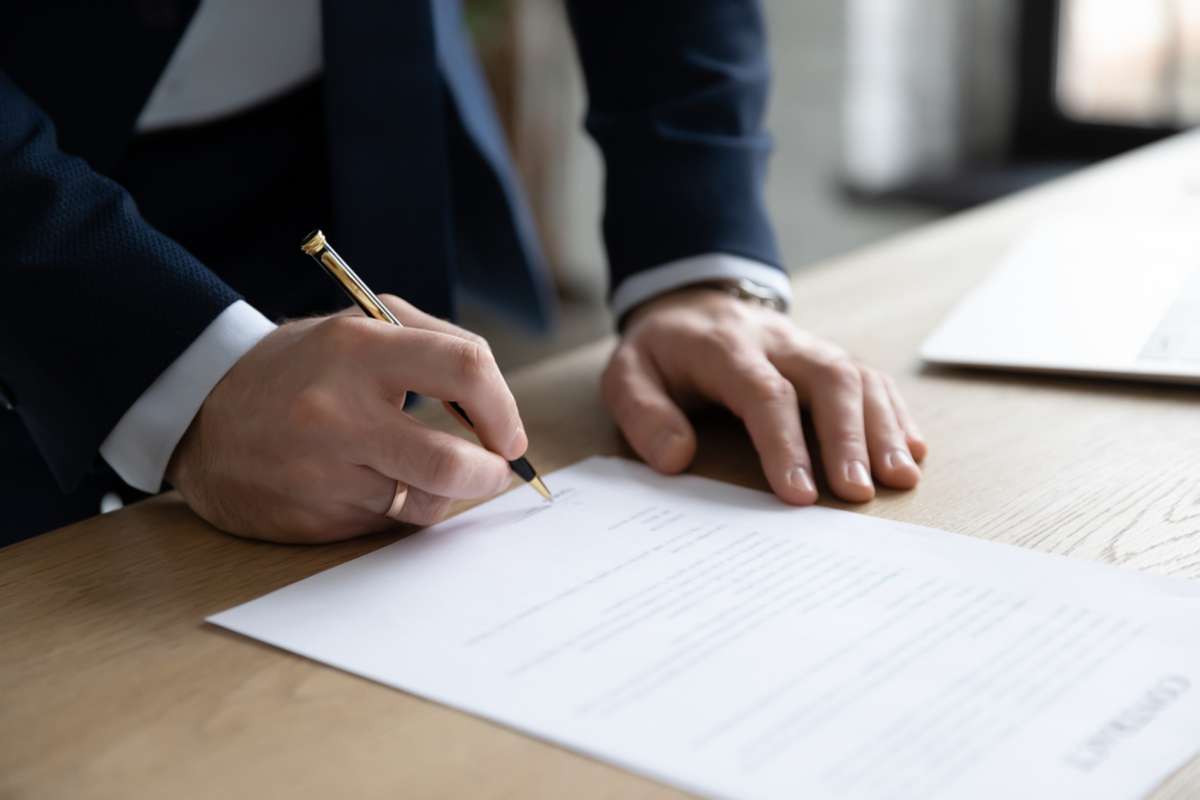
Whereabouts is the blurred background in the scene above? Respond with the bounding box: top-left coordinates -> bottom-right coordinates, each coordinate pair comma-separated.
459,0 -> 1200,369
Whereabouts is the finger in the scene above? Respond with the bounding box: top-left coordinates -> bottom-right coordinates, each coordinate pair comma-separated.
376,294 -> 488,347
362,297 -> 515,449
781,355 -> 874,503
862,370 -> 921,490
330,298 -> 513,448
359,412 -> 513,500
329,320 -> 526,459
337,463 -> 399,514
335,294 -> 483,345
345,465 -> 454,527
601,344 -> 697,474
690,339 -> 818,505
272,464 -> 397,543
884,376 -> 928,463
390,487 -> 454,527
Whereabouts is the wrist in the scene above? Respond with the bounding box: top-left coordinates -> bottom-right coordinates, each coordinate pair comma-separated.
620,279 -> 787,332
164,417 -> 196,490
99,300 -> 276,495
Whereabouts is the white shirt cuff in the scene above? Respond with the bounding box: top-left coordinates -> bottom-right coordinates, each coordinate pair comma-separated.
610,253 -> 793,320
100,300 -> 277,494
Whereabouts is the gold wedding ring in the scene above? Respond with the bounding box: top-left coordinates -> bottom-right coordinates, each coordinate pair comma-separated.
386,481 -> 409,521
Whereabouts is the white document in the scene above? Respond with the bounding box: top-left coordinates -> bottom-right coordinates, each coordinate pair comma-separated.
210,457 -> 1200,800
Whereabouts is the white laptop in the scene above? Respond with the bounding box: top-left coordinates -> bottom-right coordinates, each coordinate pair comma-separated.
921,192 -> 1200,384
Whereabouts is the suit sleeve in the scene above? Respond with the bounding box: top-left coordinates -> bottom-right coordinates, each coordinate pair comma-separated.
564,0 -> 785,299
0,71 -> 242,491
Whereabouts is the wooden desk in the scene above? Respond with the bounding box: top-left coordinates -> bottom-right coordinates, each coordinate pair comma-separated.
5,134 -> 1200,800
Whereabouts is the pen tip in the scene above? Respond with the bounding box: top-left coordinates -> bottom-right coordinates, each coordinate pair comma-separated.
530,476 -> 553,503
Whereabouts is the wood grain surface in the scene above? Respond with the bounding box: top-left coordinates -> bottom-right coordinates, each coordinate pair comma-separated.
4,133 -> 1200,799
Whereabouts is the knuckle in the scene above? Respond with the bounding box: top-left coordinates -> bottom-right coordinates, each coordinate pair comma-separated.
746,370 -> 796,406
832,426 -> 868,450
454,340 -> 498,384
319,315 -> 370,354
817,356 -> 862,390
464,331 -> 490,350
424,443 -> 470,492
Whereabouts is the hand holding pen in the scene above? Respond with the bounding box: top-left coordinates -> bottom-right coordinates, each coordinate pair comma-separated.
300,230 -> 551,503
164,235 -> 546,543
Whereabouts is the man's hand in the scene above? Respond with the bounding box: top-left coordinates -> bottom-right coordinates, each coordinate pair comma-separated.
166,296 -> 526,543
602,287 -> 927,504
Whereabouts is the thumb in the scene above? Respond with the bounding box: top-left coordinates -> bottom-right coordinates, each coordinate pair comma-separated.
602,344 -> 697,474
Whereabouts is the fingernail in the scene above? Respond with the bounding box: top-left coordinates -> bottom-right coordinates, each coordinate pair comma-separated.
885,448 -> 918,473
787,465 -> 816,496
653,429 -> 684,465
844,459 -> 872,489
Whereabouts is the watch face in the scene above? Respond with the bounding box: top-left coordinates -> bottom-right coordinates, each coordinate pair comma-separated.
730,280 -> 786,311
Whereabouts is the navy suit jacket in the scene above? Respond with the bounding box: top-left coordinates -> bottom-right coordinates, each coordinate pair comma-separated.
0,0 -> 783,545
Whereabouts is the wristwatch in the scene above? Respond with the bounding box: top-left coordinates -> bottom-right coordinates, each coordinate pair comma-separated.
618,277 -> 789,331
695,278 -> 789,312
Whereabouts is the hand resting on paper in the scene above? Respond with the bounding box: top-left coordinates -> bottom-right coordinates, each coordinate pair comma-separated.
603,287 -> 927,504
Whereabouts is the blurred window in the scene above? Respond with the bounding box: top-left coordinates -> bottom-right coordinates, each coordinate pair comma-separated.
1057,0 -> 1200,126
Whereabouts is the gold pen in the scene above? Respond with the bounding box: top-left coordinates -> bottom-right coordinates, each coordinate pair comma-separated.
300,229 -> 552,502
